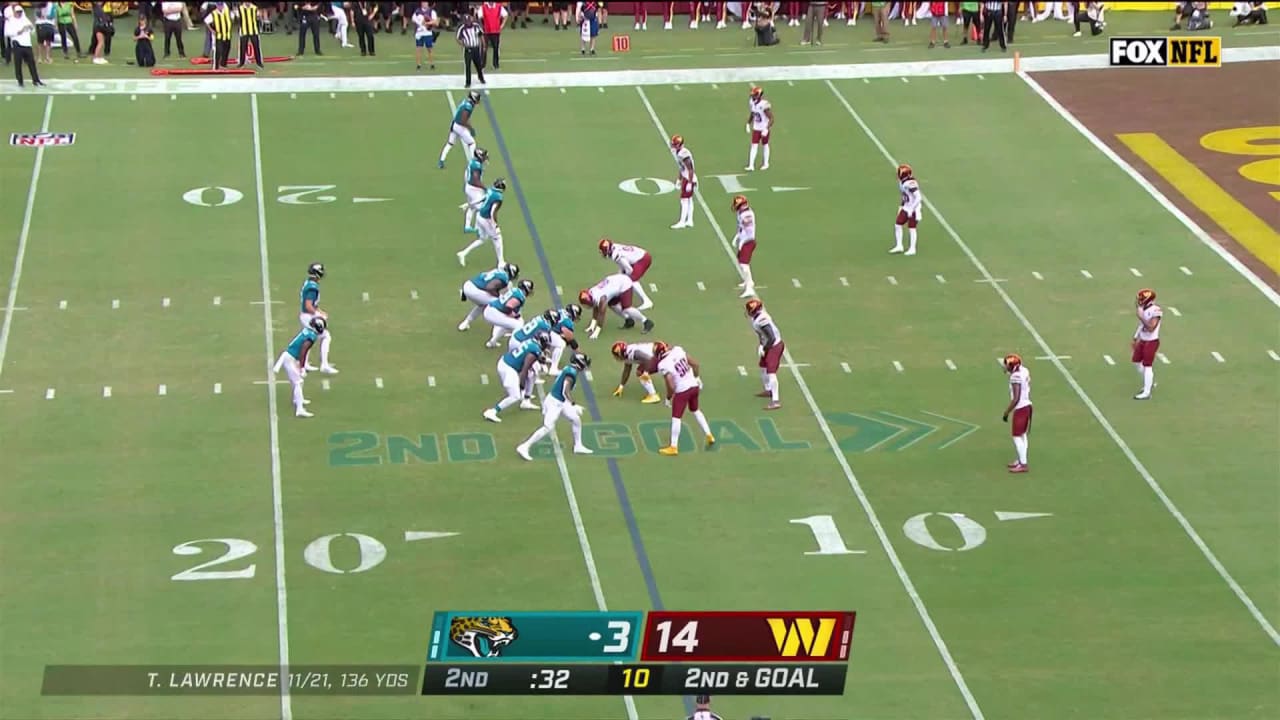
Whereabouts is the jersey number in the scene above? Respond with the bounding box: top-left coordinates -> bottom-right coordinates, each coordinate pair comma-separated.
672,359 -> 691,377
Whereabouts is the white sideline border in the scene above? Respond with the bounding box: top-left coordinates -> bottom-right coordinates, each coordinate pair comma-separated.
2,46 -> 1275,95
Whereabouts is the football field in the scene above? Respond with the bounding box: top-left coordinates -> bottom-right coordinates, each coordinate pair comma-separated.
1,45 -> 1278,720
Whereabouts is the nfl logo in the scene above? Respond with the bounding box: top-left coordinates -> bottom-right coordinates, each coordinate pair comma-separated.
9,132 -> 77,147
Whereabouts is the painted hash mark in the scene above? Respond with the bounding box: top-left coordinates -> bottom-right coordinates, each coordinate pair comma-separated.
1103,354 -> 1116,365
892,361 -> 904,373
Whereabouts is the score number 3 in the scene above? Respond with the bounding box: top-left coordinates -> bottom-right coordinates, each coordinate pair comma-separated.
654,620 -> 700,654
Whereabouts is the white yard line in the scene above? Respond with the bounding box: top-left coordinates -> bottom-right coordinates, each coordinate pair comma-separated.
636,85 -> 985,720
1018,71 -> 1280,309
0,96 -> 53,382
250,93 -> 295,720
828,79 -> 1280,649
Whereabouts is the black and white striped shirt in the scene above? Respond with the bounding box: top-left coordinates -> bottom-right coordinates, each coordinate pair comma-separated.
983,1 -> 1005,11
457,21 -> 482,48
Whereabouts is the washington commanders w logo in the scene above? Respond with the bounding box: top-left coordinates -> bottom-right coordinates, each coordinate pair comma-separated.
767,617 -> 836,657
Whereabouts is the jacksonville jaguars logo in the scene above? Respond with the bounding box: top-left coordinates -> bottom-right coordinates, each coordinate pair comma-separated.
449,616 -> 518,658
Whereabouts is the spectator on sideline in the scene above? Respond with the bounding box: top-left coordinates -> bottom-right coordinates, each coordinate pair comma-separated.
927,0 -> 949,47
88,1 -> 114,65
480,0 -> 506,68
872,0 -> 889,41
1232,1 -> 1268,26
133,14 -> 155,67
456,10 -> 484,88
0,2 -> 12,67
576,0 -> 599,55
296,1 -> 323,55
1172,1 -> 1212,30
208,0 -> 232,68
802,0 -> 828,44
353,1 -> 376,56
5,5 -> 43,85
331,1 -> 353,48
1073,0 -> 1105,35
161,1 -> 185,58
238,0 -> 265,68
959,0 -> 978,43
35,2 -> 56,64
551,1 -> 570,30
981,0 -> 1005,51
1006,0 -> 1024,42
752,1 -> 778,44
412,1 -> 436,69
54,1 -> 81,59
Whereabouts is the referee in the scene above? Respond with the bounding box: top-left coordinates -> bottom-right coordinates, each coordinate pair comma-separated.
456,12 -> 485,89
208,1 -> 233,69
687,695 -> 723,720
237,1 -> 263,68
981,0 -> 1006,52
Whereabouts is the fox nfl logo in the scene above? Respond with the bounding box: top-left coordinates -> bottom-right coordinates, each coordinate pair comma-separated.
1109,37 -> 1222,67
9,132 -> 77,147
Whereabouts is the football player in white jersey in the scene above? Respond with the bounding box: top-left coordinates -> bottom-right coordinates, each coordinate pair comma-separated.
1001,353 -> 1032,474
731,195 -> 759,298
655,343 -> 715,456
1131,288 -> 1163,400
598,237 -> 654,310
890,163 -> 922,256
745,299 -> 783,409
610,341 -> 663,404
578,273 -> 654,339
670,134 -> 697,229
744,86 -> 774,171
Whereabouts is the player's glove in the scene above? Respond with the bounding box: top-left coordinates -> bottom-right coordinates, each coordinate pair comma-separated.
745,123 -> 751,134
757,345 -> 765,359
696,377 -> 704,389
587,323 -> 601,340
1002,413 -> 1009,423
761,127 -> 770,139
613,385 -> 624,397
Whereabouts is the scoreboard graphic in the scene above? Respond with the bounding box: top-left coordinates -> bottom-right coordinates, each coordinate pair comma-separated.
421,610 -> 856,696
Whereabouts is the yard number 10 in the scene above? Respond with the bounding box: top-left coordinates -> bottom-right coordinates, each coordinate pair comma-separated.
654,620 -> 700,653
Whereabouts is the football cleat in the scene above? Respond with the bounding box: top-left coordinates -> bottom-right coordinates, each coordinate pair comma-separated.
1136,288 -> 1157,307
611,341 -> 627,361
493,177 -> 508,191
598,237 -> 614,257
518,279 -> 534,295
745,298 -> 763,317
658,446 -> 679,456
705,434 -> 716,447
765,401 -> 781,410
621,318 -> 636,329
483,408 -> 501,423
515,444 -> 533,462
749,86 -> 763,100
504,262 -> 520,280
641,393 -> 661,404
897,163 -> 913,181
731,194 -> 749,212
519,398 -> 540,410
641,318 -> 655,334
295,408 -> 314,418
474,147 -> 489,163
572,444 -> 594,455
670,134 -> 684,149
570,353 -> 591,370
564,303 -> 582,321
310,316 -> 328,333
1009,463 -> 1029,474
1003,353 -> 1022,373
307,262 -> 326,279
467,89 -> 482,104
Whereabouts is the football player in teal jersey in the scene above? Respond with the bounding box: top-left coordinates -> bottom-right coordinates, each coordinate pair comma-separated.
458,262 -> 519,332
457,178 -> 506,268
462,147 -> 488,234
439,89 -> 481,169
272,316 -> 327,418
298,262 -> 339,374
484,333 -> 550,423
515,353 -> 594,460
483,277 -> 533,348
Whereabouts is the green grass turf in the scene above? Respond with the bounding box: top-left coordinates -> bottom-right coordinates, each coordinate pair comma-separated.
1,36 -> 1278,720
23,9 -> 1280,79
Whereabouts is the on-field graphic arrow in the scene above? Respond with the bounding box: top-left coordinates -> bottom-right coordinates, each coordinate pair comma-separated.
825,410 -> 981,452
920,410 -> 981,449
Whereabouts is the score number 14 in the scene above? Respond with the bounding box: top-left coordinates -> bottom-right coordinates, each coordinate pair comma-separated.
654,620 -> 701,654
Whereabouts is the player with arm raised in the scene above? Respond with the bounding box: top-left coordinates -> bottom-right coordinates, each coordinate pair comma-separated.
655,344 -> 716,455
745,299 -> 783,409
458,262 -> 519,332
744,86 -> 774,171
298,262 -> 339,374
1001,353 -> 1032,474
483,278 -> 534,348
1131,288 -> 1163,400
610,340 -> 663,404
598,237 -> 654,310
439,89 -> 481,168
461,147 -> 488,234
515,352 -> 595,460
670,134 -> 697,229
484,333 -> 549,423
458,178 -> 506,267
731,195 -> 759,298
578,273 -> 654,339
890,163 -> 921,256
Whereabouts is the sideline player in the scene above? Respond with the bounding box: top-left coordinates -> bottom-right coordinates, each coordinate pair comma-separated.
483,278 -> 534,348
744,86 -> 774,171
598,237 -> 654,310
273,316 -> 327,419
458,262 -> 519,331
745,299 -> 783,409
484,333 -> 549,423
731,195 -> 758,298
579,273 -> 653,339
1131,288 -> 1163,400
438,89 -> 481,168
515,352 -> 595,460
890,163 -> 921,256
611,341 -> 663,404
670,134 -> 697,229
299,262 -> 339,374
458,178 -> 507,267
655,343 -> 715,455
462,147 -> 488,234
1001,353 -> 1032,474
